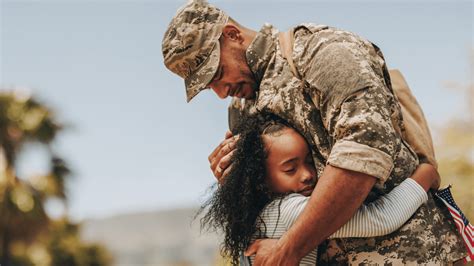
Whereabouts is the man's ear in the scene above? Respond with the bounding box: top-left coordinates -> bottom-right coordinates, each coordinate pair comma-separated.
221,24 -> 243,43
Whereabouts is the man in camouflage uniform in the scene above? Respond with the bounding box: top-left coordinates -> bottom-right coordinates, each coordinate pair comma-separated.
162,1 -> 467,265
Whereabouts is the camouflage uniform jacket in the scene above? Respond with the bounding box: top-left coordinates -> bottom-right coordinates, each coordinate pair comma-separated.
229,23 -> 467,265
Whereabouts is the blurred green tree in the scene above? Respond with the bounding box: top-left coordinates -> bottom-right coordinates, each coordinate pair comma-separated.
0,91 -> 112,266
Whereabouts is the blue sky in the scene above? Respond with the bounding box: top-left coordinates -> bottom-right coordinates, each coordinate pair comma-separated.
1,0 -> 472,220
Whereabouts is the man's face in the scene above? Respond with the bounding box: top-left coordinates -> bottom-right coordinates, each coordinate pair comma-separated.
207,40 -> 257,99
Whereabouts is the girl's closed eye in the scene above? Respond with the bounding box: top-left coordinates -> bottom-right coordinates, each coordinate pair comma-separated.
283,168 -> 295,174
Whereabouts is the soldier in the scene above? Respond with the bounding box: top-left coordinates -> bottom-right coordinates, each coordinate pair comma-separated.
162,0 -> 467,265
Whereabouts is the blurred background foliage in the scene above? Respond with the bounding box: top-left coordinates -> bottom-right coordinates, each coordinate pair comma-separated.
0,91 -> 112,266
435,49 -> 473,220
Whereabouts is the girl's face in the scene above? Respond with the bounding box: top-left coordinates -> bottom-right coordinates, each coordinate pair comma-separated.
263,127 -> 317,196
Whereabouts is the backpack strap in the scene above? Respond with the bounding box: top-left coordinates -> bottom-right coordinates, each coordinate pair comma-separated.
278,30 -> 301,79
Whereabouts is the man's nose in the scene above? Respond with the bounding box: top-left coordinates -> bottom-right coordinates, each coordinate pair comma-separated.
211,84 -> 230,99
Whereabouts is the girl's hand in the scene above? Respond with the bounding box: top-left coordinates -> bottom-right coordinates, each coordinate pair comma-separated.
410,163 -> 441,192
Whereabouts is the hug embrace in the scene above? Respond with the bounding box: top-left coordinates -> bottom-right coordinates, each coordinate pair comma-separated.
162,1 -> 473,265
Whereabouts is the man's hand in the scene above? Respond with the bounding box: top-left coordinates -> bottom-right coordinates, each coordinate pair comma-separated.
208,130 -> 238,183
245,239 -> 298,266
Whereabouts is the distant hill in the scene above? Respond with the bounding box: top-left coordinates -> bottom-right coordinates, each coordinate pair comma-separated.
80,207 -> 223,266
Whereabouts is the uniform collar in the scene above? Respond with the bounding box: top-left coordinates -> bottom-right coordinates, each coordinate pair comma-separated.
245,23 -> 278,87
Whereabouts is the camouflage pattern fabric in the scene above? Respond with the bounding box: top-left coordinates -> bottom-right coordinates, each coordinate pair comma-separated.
162,0 -> 228,102
229,23 -> 467,265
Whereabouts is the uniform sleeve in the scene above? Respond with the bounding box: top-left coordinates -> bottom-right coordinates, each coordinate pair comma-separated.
300,39 -> 401,183
329,178 -> 428,238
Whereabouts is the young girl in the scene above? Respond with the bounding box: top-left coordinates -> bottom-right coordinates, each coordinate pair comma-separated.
199,113 -> 439,266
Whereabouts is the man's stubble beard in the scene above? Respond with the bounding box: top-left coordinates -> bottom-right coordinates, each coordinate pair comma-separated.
238,50 -> 260,98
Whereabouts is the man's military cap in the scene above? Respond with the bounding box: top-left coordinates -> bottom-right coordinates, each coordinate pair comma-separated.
162,0 -> 229,102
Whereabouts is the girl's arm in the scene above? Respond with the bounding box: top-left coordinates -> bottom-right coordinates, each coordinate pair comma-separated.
280,163 -> 438,238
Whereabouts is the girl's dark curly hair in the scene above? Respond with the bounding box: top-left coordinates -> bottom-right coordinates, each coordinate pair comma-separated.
198,112 -> 291,265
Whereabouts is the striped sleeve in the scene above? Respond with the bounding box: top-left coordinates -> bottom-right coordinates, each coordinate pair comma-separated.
279,194 -> 309,230
278,178 -> 427,238
329,178 -> 428,238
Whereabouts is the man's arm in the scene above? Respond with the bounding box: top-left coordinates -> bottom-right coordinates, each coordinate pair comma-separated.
280,165 -> 377,258
246,165 -> 377,265
246,165 -> 437,263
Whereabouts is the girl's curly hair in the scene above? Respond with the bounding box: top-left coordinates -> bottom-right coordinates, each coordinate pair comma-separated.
198,112 -> 291,265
